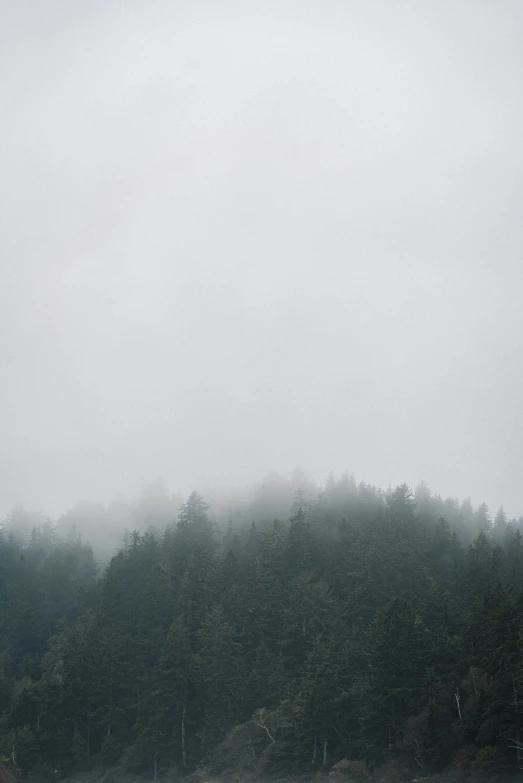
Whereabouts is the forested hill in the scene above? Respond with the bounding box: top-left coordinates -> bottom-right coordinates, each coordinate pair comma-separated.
1,478 -> 523,783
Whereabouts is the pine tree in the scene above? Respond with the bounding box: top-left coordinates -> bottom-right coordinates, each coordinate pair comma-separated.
359,598 -> 431,759
197,605 -> 247,750
285,507 -> 316,577
156,617 -> 192,769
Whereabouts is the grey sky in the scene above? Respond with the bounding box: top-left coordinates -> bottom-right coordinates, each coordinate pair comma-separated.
1,0 -> 523,518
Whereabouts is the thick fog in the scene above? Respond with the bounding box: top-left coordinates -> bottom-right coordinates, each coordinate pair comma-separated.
1,0 -> 522,519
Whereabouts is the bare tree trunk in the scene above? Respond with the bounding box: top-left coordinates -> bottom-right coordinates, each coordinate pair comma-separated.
181,702 -> 187,769
108,663 -> 114,738
412,738 -> 424,769
253,710 -> 275,743
514,676 -> 522,767
312,735 -> 317,765
323,736 -> 327,767
153,750 -> 157,783
200,725 -> 206,765
455,687 -> 462,722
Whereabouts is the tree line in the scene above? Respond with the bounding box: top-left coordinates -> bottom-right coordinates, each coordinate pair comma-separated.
1,475 -> 523,781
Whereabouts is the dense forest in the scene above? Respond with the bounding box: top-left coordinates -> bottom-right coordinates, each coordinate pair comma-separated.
1,474 -> 523,783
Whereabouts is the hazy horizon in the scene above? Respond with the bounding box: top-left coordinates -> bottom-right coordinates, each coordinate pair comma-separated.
2,1 -> 523,519
0,469 -> 516,531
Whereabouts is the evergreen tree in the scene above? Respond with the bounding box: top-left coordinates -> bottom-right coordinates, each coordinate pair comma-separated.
2,478 -> 523,777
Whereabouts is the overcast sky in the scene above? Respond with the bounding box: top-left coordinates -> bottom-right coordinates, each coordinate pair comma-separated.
1,0 -> 522,518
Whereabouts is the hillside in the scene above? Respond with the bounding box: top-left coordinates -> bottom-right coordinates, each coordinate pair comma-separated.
1,477 -> 522,782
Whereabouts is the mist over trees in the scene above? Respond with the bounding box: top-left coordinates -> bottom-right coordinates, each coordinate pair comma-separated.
1,472 -> 523,781
2,2 -> 522,782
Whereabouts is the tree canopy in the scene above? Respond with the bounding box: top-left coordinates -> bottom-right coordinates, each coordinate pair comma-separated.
1,477 -> 523,781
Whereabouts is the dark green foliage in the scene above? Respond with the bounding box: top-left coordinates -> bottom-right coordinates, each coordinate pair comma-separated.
1,477 -> 523,778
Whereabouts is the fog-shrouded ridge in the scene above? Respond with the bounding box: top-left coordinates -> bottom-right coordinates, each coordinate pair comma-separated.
1,470 -> 521,567
1,476 -> 523,779
2,0 -> 523,519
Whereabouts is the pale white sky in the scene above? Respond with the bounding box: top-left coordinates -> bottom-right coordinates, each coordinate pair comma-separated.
1,0 -> 522,517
